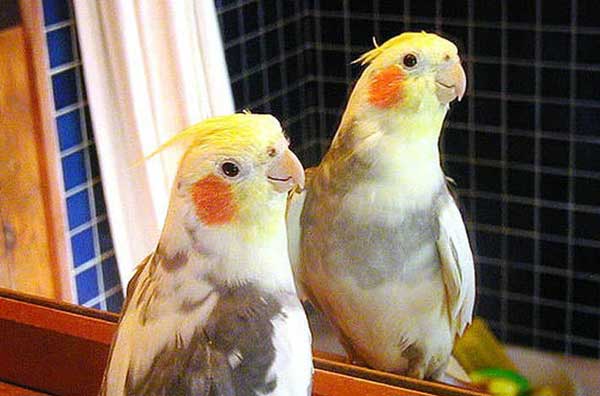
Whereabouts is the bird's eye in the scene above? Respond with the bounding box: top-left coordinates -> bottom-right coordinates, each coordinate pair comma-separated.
221,161 -> 240,177
403,53 -> 418,68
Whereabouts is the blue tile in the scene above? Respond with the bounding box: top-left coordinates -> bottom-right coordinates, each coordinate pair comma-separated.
71,227 -> 96,267
47,27 -> 74,68
106,292 -> 124,313
66,189 -> 91,229
97,219 -> 114,253
43,0 -> 70,26
52,69 -> 78,110
76,266 -> 99,304
56,110 -> 82,151
93,182 -> 106,215
101,255 -> 120,290
61,150 -> 87,190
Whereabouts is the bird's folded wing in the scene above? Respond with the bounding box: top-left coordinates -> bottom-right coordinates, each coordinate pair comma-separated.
101,253 -> 221,396
436,197 -> 476,336
125,328 -> 234,396
286,168 -> 314,299
99,254 -> 151,396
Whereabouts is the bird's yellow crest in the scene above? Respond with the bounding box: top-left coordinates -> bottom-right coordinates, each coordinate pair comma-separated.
355,31 -> 433,65
146,113 -> 282,160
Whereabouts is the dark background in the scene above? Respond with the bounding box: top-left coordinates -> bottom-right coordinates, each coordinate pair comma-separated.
215,0 -> 600,359
0,0 -> 21,30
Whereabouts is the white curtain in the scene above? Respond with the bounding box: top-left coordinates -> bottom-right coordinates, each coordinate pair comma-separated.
73,1 -> 234,287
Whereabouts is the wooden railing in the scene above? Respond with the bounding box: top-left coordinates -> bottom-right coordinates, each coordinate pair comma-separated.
0,288 -> 487,396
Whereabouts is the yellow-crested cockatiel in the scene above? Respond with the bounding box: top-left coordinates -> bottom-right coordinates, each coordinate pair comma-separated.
287,32 -> 475,379
101,114 -> 313,395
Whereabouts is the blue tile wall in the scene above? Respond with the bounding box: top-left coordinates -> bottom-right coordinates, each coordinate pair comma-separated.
42,0 -> 123,312
56,109 -> 83,150
66,190 -> 91,229
42,0 -> 70,26
61,151 -> 86,190
46,27 -> 74,68
75,266 -> 99,304
216,1 -> 600,358
51,69 -> 78,110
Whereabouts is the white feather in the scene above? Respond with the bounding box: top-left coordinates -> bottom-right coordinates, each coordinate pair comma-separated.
261,305 -> 313,396
437,196 -> 476,336
194,216 -> 297,292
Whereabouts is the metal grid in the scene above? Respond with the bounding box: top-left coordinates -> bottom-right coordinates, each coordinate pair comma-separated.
42,0 -> 123,312
217,0 -> 600,358
215,0 -> 318,161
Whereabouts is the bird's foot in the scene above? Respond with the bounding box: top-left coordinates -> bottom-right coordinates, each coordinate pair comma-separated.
344,355 -> 367,367
402,344 -> 427,379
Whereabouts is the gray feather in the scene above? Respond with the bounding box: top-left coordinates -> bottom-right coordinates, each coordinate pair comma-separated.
123,283 -> 283,396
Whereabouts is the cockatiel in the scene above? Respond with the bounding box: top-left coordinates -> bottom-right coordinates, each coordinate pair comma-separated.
101,114 -> 312,396
287,32 -> 475,379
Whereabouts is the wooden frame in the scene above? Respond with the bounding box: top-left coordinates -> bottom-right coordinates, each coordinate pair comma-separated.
0,288 -> 487,396
312,353 -> 486,396
15,0 -> 73,301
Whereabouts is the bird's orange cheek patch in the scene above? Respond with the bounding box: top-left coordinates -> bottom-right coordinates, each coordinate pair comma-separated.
368,66 -> 406,108
192,175 -> 237,225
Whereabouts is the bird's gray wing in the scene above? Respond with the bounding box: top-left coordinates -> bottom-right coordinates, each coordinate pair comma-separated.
100,252 -> 220,396
126,284 -> 285,396
436,193 -> 476,336
98,254 -> 152,396
125,328 -> 234,396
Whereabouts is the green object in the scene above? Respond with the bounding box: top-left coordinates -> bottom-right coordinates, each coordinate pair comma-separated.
470,368 -> 530,396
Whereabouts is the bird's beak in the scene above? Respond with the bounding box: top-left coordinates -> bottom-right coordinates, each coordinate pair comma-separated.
267,148 -> 305,192
435,61 -> 466,104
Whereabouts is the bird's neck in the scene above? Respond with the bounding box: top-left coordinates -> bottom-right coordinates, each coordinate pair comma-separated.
158,194 -> 296,293
205,218 -> 297,292
325,94 -> 448,203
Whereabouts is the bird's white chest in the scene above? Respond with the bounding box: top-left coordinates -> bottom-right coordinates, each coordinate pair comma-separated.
301,161 -> 451,370
263,305 -> 313,396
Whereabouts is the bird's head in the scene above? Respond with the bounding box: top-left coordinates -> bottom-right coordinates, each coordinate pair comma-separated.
176,113 -> 303,227
158,113 -> 304,254
354,31 -> 466,114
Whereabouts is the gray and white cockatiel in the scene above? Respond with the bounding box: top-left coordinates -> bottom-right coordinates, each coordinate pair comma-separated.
101,114 -> 312,395
287,32 -> 475,379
